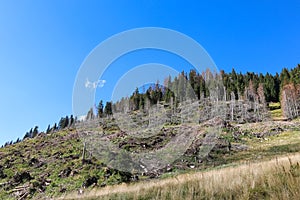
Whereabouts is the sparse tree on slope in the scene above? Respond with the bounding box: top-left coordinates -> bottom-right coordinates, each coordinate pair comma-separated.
86,108 -> 94,120
97,100 -> 104,118
32,126 -> 39,138
104,102 -> 113,116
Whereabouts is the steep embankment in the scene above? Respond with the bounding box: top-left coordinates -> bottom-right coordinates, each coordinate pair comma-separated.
61,119 -> 300,200
0,117 -> 299,200
61,153 -> 300,200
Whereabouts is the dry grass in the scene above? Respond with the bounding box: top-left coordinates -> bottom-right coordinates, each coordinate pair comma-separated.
60,153 -> 300,200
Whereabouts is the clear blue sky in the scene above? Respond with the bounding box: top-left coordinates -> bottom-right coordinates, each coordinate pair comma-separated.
0,0 -> 299,145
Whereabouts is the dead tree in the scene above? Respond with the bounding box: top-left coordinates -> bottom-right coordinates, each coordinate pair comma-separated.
257,83 -> 268,121
230,92 -> 235,121
281,84 -> 299,119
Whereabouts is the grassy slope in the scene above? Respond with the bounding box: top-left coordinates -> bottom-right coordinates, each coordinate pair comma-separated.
61,123 -> 300,200
62,153 -> 300,200
0,129 -> 128,199
269,102 -> 284,120
0,105 -> 300,199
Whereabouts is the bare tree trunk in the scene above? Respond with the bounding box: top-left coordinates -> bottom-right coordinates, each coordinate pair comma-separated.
230,92 -> 235,121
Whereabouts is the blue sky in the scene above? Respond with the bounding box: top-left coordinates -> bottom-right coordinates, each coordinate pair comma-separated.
0,0 -> 299,145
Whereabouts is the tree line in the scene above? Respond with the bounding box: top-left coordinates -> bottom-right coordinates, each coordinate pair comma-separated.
103,64 -> 300,117
1,64 -> 300,147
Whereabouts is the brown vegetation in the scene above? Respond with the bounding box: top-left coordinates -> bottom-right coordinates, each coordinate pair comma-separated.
61,153 -> 300,200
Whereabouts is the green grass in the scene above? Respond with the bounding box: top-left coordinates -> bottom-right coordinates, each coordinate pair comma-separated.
1,119 -> 300,199
269,102 -> 283,119
269,102 -> 281,110
0,128 -> 138,199
270,108 -> 283,119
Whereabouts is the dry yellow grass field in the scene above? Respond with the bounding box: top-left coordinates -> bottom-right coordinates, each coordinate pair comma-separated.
60,153 -> 300,200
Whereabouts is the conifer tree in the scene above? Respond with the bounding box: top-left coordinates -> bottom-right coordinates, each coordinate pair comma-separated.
104,102 -> 113,116
46,125 -> 51,134
97,100 -> 104,118
70,115 -> 74,126
32,126 -> 39,138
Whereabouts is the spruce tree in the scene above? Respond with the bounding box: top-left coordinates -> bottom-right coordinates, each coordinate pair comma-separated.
70,115 -> 74,126
104,102 -> 113,116
46,125 -> 51,134
97,100 -> 104,118
32,126 -> 39,138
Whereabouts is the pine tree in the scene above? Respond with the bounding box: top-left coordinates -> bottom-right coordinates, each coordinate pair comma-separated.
237,72 -> 245,96
53,123 -> 57,131
58,116 -> 69,129
104,102 -> 113,116
280,68 -> 290,87
46,125 -> 51,134
29,128 -> 33,138
274,73 -> 281,102
70,115 -> 74,126
97,100 -> 104,118
65,116 -> 69,127
139,94 -> 145,110
290,64 -> 300,85
23,131 -> 30,140
32,126 -> 39,138
132,88 -> 140,110
189,70 -> 197,90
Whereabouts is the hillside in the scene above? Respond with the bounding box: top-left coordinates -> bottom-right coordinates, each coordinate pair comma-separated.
62,153 -> 300,200
1,1 -> 300,199
0,107 -> 299,199
1,65 -> 300,199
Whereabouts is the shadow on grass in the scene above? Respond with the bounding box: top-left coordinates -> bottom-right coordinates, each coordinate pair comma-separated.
268,143 -> 300,154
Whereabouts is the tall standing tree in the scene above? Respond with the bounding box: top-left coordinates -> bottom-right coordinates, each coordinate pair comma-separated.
70,115 -> 74,126
46,125 -> 51,134
132,88 -> 140,110
65,116 -> 69,127
97,100 -> 104,118
59,117 -> 66,129
280,68 -> 290,87
104,102 -> 113,116
237,72 -> 245,96
274,72 -> 281,102
58,116 -> 69,129
23,131 -> 31,139
52,123 -> 57,131
32,126 -> 39,138
290,64 -> 300,85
